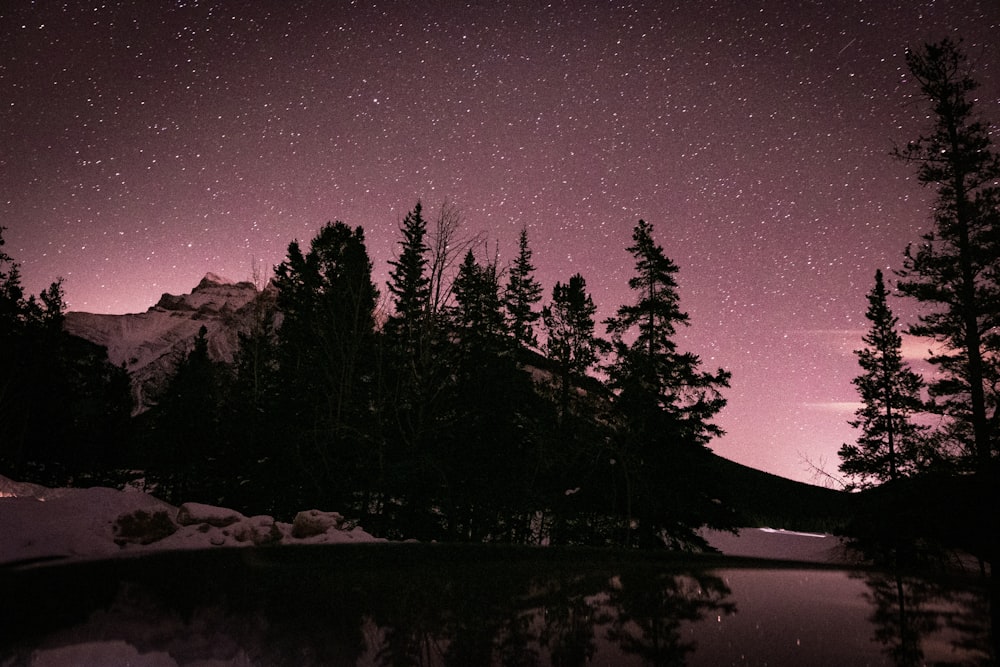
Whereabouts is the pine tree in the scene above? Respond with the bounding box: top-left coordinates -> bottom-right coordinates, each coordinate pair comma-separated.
149,325 -> 229,503
839,270 -> 930,488
604,220 -> 732,547
894,39 -> 1000,473
446,248 -> 539,540
273,222 -> 379,397
451,249 -> 505,350
272,221 -> 379,511
1,227 -> 62,333
381,203 -> 458,536
1,226 -> 24,327
224,286 -> 280,514
503,227 -> 543,349
606,220 -> 729,439
542,273 -> 606,421
386,202 -> 431,346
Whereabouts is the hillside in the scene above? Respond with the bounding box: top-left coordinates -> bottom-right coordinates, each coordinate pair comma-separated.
709,455 -> 852,532
520,348 -> 853,531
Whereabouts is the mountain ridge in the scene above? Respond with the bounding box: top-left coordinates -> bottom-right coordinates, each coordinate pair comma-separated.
64,273 -> 268,410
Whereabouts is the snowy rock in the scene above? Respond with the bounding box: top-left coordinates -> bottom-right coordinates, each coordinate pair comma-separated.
172,504 -> 282,546
0,475 -> 49,499
177,502 -> 246,527
291,509 -> 346,539
232,515 -> 284,546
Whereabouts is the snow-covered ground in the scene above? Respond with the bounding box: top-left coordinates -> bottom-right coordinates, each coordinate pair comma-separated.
0,475 -> 382,567
1,474 -> 851,567
699,526 -> 856,564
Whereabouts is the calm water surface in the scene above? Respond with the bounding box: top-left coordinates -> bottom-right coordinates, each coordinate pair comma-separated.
0,544 -> 992,666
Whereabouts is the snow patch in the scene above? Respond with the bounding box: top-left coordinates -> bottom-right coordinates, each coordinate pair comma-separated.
0,475 -> 382,566
1,474 -> 857,567
759,527 -> 827,538
27,641 -> 179,667
700,527 -> 855,564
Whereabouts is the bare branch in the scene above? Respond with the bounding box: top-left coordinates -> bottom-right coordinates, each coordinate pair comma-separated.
427,199 -> 482,315
797,450 -> 852,491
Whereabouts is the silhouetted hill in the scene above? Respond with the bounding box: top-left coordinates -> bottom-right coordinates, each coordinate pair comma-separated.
708,455 -> 852,532
516,348 -> 853,532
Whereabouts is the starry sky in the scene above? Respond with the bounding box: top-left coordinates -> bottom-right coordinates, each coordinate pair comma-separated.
3,0 -> 999,484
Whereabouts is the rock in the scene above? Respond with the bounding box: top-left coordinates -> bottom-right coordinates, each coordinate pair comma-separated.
233,516 -> 284,546
291,510 -> 345,538
177,502 -> 246,527
113,509 -> 178,546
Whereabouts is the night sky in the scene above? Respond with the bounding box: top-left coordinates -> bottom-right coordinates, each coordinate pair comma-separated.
3,1 -> 999,484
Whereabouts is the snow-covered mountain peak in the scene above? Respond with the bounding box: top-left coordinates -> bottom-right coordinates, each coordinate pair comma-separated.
155,274 -> 257,314
64,274 -> 274,411
199,271 -> 237,287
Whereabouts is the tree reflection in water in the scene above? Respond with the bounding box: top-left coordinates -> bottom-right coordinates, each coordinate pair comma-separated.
858,569 -> 992,667
606,569 -> 735,666
354,552 -> 733,666
1,545 -> 990,666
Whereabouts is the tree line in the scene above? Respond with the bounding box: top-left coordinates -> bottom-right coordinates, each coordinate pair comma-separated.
1,233 -> 132,486
0,203 -> 736,547
2,38 -> 996,556
137,205 -> 734,548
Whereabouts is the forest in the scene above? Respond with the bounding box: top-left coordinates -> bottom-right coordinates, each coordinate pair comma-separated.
0,208 -> 736,549
1,40 -> 997,560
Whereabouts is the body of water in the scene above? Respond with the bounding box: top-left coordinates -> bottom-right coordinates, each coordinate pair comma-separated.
0,544 -> 992,666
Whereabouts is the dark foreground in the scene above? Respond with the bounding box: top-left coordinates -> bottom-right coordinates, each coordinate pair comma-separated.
0,544 -> 993,666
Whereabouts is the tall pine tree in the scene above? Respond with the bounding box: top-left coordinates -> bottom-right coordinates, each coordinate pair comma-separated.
386,202 -> 431,347
503,227 -> 543,349
381,202 -> 455,536
445,248 -> 538,540
224,285 -> 281,514
147,325 -> 230,503
605,221 -> 729,441
839,270 -> 930,488
894,39 -> 1000,474
451,249 -> 505,351
604,220 -> 732,547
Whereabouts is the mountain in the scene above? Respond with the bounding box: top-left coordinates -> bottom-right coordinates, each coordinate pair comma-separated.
64,273 -> 271,411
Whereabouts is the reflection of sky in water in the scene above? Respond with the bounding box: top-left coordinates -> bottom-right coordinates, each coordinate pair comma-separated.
686,570 -> 880,666
2,549 -> 990,666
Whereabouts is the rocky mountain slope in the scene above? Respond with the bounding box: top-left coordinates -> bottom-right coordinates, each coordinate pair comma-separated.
64,273 -> 270,411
